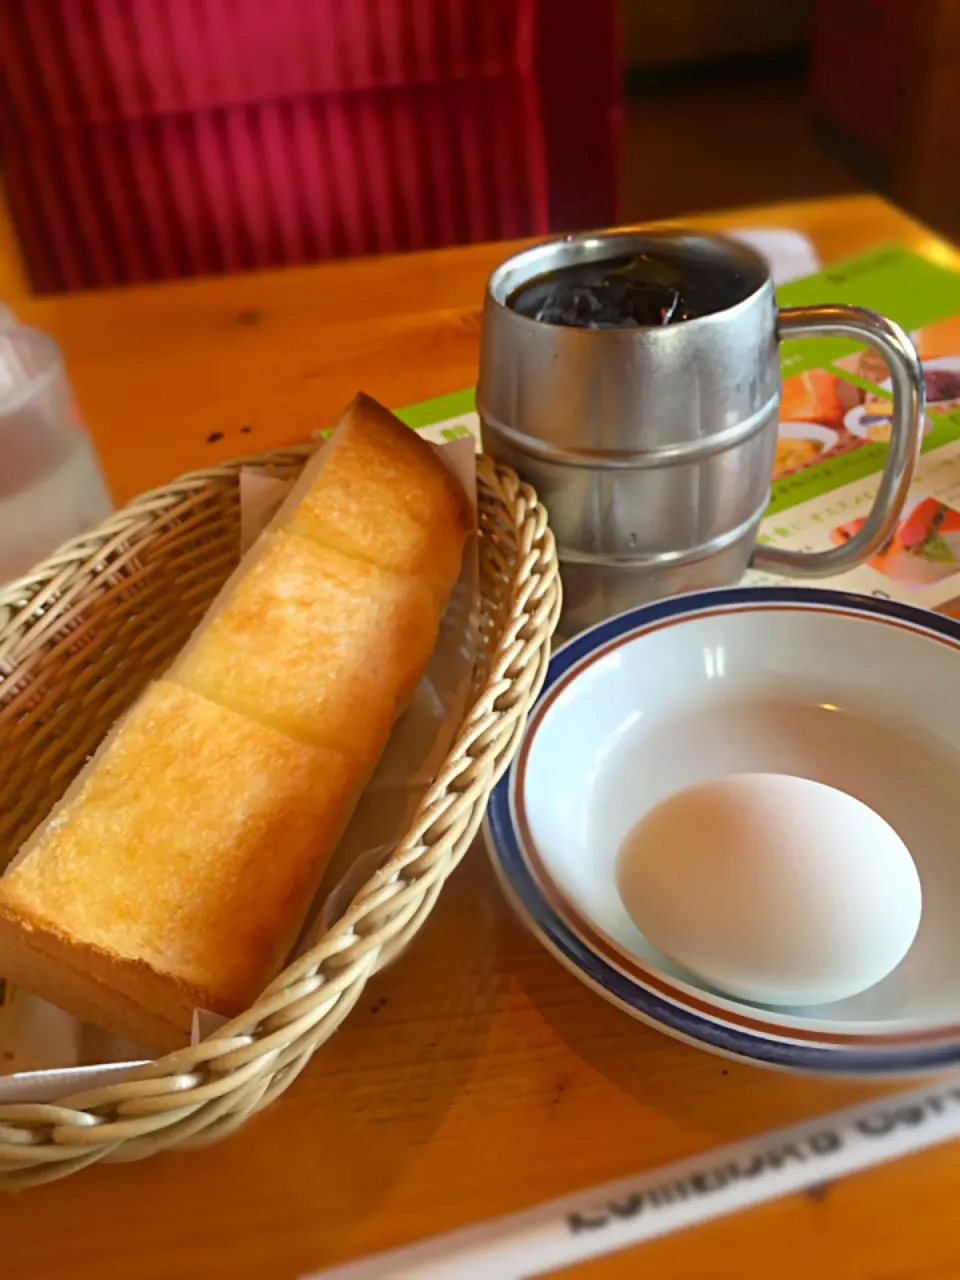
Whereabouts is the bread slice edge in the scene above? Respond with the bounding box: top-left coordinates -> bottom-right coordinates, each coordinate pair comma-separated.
0,896 -> 199,1053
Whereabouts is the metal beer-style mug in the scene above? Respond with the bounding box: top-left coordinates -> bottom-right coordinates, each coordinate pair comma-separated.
477,229 -> 925,636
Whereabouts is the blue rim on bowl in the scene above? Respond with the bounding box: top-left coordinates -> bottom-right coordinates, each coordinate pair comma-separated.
485,585 -> 960,1075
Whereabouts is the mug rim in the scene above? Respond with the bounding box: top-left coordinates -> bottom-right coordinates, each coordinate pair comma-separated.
486,226 -> 773,334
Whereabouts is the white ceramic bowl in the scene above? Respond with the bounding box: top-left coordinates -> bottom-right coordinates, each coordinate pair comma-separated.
485,586 -> 960,1076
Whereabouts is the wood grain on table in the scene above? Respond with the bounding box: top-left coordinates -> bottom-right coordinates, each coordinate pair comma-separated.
2,195 -> 960,1280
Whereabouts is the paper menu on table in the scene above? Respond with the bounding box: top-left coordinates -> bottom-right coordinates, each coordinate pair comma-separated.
727,227 -> 821,285
745,439 -> 960,610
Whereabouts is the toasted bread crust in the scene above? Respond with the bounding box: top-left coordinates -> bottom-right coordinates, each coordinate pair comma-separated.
284,392 -> 473,589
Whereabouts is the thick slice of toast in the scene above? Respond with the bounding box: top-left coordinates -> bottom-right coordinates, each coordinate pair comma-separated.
0,682 -> 360,1050
0,393 -> 471,1052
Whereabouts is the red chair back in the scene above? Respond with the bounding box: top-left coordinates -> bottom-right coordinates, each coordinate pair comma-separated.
2,0 -> 620,290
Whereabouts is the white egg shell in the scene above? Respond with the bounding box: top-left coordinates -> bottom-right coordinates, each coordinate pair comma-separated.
616,773 -> 922,1007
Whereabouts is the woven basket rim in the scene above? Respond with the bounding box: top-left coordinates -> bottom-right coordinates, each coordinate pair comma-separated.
0,444 -> 561,1186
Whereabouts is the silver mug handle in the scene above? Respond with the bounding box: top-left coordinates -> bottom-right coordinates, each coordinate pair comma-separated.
751,304 -> 925,577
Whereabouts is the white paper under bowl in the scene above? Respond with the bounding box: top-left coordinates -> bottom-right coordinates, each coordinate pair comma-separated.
485,586 -> 960,1076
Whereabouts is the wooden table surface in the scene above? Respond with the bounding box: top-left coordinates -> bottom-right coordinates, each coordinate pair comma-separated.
3,194 -> 960,1280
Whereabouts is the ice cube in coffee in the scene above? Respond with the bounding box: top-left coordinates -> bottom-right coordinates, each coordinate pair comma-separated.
506,249 -> 755,330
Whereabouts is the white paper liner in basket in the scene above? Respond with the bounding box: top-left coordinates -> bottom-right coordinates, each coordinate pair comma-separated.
0,435 -> 478,1100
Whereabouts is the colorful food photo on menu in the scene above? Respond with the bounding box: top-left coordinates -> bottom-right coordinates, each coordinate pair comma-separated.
780,368 -> 846,427
842,378 -> 941,444
831,495 -> 960,588
911,315 -> 960,419
774,422 -> 838,477
836,317 -> 960,441
774,370 -> 852,478
916,314 -> 960,362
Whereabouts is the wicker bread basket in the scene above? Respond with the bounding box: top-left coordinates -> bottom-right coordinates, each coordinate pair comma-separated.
0,446 -> 561,1188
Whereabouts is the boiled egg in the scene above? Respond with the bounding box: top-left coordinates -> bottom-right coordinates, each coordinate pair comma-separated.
616,773 -> 922,1007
